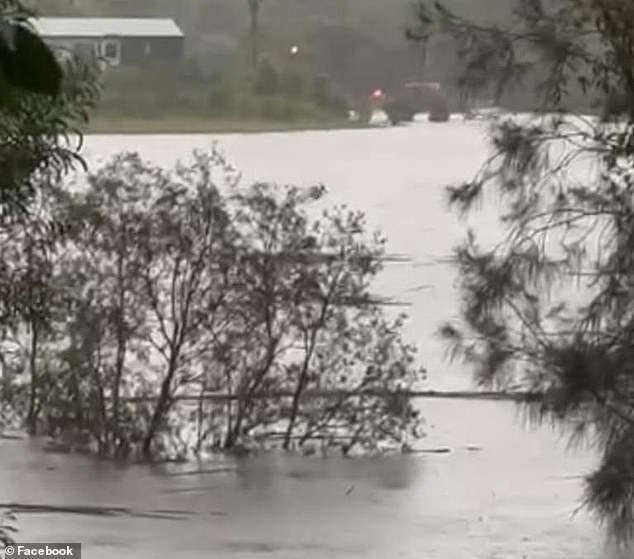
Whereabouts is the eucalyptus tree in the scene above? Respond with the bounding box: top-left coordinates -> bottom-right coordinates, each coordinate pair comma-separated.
134,154 -> 238,458
0,1 -> 98,434
58,152 -> 239,458
281,204 -> 412,450
409,0 -> 634,543
218,182 -> 321,448
43,152 -> 425,459
49,156 -> 155,455
218,181 -> 424,453
0,0 -> 99,551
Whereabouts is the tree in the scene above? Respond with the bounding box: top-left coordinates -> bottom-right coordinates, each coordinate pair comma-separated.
218,182 -> 425,453
247,0 -> 263,72
254,56 -> 278,96
9,151 -> 425,460
409,0 -> 634,544
218,182 -> 320,449
0,54 -> 100,429
134,154 -> 236,458
0,0 -> 89,222
0,181 -> 71,435
0,5 -> 99,325
0,1 -> 62,101
53,158 -> 153,455
0,0 -> 99,552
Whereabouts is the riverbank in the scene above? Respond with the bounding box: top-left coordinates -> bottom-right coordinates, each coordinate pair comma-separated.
86,115 -> 368,135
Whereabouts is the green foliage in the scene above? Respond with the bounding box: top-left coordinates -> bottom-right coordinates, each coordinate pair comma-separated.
310,74 -> 331,106
33,0 -> 423,101
0,54 -> 100,221
0,21 -> 61,98
0,0 -> 99,336
0,0 -> 100,544
254,57 -> 279,96
411,0 -> 634,544
0,509 -> 16,551
0,1 -> 62,101
280,71 -> 304,98
94,63 -> 345,123
0,151 -> 425,459
0,1 -> 99,222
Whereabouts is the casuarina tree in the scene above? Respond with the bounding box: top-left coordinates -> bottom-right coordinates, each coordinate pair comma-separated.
409,0 -> 634,544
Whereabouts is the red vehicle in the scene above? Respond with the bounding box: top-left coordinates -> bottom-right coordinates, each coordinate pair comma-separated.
404,82 -> 449,121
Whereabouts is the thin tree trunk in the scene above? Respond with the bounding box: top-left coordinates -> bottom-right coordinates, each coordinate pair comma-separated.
112,251 -> 127,444
26,320 -> 39,436
223,367 -> 233,448
142,360 -> 176,459
282,331 -> 317,450
227,340 -> 277,447
283,279 -> 339,450
91,331 -> 108,454
248,0 -> 261,72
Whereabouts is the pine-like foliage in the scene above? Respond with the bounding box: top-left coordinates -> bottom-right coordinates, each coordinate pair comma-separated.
410,0 -> 634,544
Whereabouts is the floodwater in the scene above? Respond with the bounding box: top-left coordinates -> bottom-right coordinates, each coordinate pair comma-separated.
2,121 -> 622,558
81,119 -> 505,392
0,400 -> 609,558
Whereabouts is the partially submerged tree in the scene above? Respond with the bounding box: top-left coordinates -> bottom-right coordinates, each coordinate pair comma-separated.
409,0 -> 634,544
5,151 -> 424,459
0,0 -> 99,552
0,56 -> 100,426
133,154 -> 237,458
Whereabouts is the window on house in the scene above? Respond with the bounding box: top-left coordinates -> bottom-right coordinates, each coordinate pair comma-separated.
104,43 -> 118,59
100,40 -> 121,66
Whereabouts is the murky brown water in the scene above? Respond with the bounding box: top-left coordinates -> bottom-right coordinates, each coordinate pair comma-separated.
81,121 -> 501,392
0,400 -> 609,558
2,122 -> 622,557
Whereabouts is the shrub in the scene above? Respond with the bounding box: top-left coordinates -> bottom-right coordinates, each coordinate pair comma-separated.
0,152 -> 426,460
254,58 -> 280,96
310,74 -> 331,106
280,71 -> 305,98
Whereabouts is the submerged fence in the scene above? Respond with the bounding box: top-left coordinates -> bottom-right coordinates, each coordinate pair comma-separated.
117,389 -> 541,404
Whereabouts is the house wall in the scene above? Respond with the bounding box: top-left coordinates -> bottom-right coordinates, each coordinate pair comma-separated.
45,37 -> 100,57
42,35 -> 185,67
120,36 -> 185,66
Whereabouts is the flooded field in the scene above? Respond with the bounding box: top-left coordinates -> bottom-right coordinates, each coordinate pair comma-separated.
0,122 -> 617,557
0,399 -> 609,559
